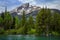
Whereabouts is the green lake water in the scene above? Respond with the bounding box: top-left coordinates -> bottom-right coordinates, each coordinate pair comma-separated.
0,35 -> 60,40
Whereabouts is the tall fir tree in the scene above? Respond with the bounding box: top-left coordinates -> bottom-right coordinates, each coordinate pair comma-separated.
3,6 -> 13,30
14,16 -> 20,29
0,16 -> 3,27
27,15 -> 34,33
20,11 -> 27,34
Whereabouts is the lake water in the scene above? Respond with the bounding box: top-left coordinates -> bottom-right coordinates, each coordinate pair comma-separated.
0,35 -> 60,40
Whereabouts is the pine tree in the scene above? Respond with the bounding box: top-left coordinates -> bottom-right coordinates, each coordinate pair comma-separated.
14,16 -> 20,29
52,12 -> 60,32
0,16 -> 3,27
35,8 -> 44,35
3,12 -> 13,30
20,11 -> 27,34
0,7 -> 13,30
35,8 -> 52,36
21,11 -> 26,27
27,15 -> 34,33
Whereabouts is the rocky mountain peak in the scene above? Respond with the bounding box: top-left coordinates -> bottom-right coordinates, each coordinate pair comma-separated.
11,3 -> 41,15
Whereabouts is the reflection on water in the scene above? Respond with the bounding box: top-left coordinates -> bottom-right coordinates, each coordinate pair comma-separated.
0,35 -> 60,40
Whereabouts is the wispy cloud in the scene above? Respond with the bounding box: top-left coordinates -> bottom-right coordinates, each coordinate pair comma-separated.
18,0 -> 35,3
0,0 -> 21,12
18,0 -> 60,10
45,0 -> 60,9
0,0 -> 60,12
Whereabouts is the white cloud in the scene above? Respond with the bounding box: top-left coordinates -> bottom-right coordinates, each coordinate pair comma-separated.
45,0 -> 60,10
0,0 -> 60,13
18,0 -> 35,3
18,0 -> 37,7
18,0 -> 60,10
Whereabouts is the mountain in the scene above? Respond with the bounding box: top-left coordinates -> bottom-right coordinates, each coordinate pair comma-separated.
11,3 -> 41,15
10,3 -> 41,19
10,3 -> 60,19
0,3 -> 60,19
51,9 -> 60,13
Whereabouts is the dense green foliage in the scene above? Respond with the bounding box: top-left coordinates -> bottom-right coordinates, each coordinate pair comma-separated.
0,8 -> 60,36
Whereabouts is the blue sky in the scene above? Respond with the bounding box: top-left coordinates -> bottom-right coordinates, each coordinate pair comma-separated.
0,0 -> 60,12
